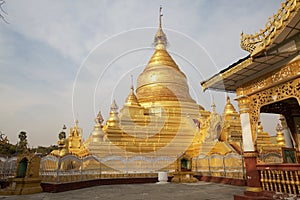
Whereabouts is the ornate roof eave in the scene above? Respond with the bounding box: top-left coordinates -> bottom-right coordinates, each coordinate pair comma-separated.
240,0 -> 300,56
202,0 -> 300,92
201,56 -> 253,92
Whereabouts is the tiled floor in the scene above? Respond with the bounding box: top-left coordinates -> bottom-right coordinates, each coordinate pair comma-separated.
0,181 -> 245,200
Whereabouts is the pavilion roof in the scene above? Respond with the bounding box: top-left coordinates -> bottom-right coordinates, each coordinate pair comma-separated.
201,0 -> 300,92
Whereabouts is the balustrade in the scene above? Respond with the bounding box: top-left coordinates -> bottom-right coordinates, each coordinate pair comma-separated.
193,153 -> 245,179
257,164 -> 300,194
1,153 -> 246,184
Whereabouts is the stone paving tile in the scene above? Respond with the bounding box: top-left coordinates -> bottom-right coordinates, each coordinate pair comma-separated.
0,182 -> 245,200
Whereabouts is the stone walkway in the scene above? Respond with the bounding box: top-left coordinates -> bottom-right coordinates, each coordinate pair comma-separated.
0,182 -> 245,200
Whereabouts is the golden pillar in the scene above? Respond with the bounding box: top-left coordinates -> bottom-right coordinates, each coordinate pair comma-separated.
235,93 -> 255,152
235,90 -> 262,194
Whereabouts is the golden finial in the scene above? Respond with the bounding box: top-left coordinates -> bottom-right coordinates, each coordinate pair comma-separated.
159,5 -> 163,29
75,119 -> 79,127
211,96 -> 216,113
110,99 -> 118,112
130,75 -> 134,90
95,110 -> 104,125
153,6 -> 168,49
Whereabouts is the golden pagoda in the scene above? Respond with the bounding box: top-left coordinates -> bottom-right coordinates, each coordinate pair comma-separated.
51,120 -> 89,157
220,96 -> 242,142
45,7 -> 243,174
101,7 -> 206,159
81,7 -> 245,161
84,111 -> 106,153
255,121 -> 282,159
195,97 -> 242,156
276,124 -> 286,146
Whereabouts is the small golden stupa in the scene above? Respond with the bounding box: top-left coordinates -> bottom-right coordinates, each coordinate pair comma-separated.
51,121 -> 89,157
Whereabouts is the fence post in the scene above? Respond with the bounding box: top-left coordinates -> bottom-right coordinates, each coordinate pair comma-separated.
241,155 -> 245,179
223,156 -> 226,177
56,156 -> 61,183
0,157 -> 4,180
151,156 -> 154,175
99,160 -> 101,179
208,157 -> 211,176
195,157 -> 198,175
126,157 -> 128,175
0,157 -> 5,180
80,157 -> 83,181
240,140 -> 246,179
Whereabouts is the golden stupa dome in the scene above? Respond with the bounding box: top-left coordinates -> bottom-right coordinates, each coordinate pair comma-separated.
257,121 -> 263,135
136,7 -> 195,104
125,84 -> 140,106
90,111 -> 105,142
106,100 -> 120,126
223,96 -> 237,115
276,124 -> 286,146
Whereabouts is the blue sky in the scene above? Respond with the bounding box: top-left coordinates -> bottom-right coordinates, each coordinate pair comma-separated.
0,0 -> 282,146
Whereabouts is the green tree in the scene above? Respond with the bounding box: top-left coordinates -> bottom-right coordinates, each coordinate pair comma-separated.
16,131 -> 28,154
0,141 -> 16,157
0,131 -> 14,156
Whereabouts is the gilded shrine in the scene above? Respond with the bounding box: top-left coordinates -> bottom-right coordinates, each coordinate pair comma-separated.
202,0 -> 300,197
0,153 -> 42,195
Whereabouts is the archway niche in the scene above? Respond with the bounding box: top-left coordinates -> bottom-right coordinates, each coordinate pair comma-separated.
260,97 -> 300,149
16,158 -> 28,178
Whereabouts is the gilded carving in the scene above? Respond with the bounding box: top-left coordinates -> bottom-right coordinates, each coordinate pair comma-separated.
243,151 -> 258,158
247,78 -> 300,140
241,59 -> 300,96
240,0 -> 299,55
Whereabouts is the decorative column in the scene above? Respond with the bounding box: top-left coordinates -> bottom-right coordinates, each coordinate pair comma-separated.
235,93 -> 262,194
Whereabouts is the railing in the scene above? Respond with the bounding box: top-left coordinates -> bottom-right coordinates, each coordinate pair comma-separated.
193,153 -> 245,179
40,155 -> 177,183
1,153 -> 246,183
0,157 -> 17,180
257,164 -> 300,194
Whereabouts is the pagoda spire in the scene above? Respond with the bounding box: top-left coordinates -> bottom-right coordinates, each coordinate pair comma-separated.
95,110 -> 104,125
125,75 -> 139,106
129,75 -> 134,96
130,74 -> 134,90
159,5 -> 163,29
211,96 -> 216,113
153,6 -> 168,49
223,95 -> 237,115
105,99 -> 120,128
110,99 -> 119,113
75,119 -> 79,128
